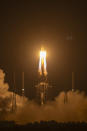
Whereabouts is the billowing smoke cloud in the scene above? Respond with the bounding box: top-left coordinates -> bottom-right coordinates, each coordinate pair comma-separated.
0,69 -> 12,112
0,69 -> 87,124
0,69 -> 27,120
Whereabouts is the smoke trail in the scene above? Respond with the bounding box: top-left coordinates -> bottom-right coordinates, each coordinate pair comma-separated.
0,69 -> 87,124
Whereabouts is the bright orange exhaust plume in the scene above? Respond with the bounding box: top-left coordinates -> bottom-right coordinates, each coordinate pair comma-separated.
39,48 -> 47,76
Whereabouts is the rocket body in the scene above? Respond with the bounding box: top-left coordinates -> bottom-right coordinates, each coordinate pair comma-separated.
39,48 -> 47,76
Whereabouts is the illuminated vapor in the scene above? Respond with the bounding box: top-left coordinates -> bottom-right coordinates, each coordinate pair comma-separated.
39,48 -> 47,76
1,69 -> 87,124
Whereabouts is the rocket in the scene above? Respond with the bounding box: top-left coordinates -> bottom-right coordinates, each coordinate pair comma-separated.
39,48 -> 47,76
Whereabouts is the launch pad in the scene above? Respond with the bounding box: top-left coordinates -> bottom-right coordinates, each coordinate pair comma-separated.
35,82 -> 48,105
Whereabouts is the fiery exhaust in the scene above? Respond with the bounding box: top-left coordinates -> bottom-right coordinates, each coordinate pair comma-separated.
39,48 -> 47,76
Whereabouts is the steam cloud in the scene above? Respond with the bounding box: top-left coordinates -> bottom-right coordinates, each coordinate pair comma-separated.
0,69 -> 87,124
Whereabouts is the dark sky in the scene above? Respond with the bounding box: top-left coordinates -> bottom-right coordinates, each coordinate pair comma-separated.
0,1 -> 87,99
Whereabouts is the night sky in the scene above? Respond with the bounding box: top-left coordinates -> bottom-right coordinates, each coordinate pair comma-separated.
0,1 -> 87,99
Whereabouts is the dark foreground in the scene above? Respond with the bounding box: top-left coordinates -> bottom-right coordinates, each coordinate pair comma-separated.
0,121 -> 87,131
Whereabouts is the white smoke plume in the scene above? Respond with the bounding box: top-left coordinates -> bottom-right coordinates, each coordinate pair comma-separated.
0,69 -> 12,112
0,69 -> 87,124
0,69 -> 27,120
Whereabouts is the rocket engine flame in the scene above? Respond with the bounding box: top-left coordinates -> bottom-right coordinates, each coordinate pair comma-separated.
39,48 -> 47,76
